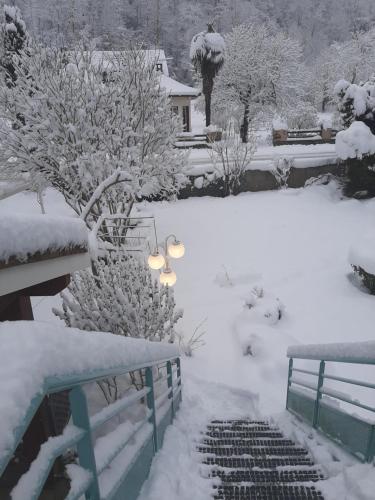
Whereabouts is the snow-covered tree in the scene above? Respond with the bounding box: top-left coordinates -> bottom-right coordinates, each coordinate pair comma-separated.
312,29 -> 375,111
213,24 -> 304,142
54,251 -> 182,342
1,5 -> 28,87
0,45 -> 187,239
335,78 -> 375,133
190,23 -> 224,127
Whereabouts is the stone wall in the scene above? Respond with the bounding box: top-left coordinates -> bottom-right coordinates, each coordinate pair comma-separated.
178,162 -> 343,199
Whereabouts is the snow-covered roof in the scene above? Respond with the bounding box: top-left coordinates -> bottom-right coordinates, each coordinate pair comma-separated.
159,74 -> 200,97
0,321 -> 179,463
0,214 -> 88,266
90,49 -> 170,76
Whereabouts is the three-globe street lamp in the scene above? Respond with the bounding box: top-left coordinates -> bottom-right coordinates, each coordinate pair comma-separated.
148,234 -> 185,287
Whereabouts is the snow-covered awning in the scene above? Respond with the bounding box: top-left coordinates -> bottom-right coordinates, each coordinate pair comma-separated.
0,214 -> 89,296
159,74 -> 200,98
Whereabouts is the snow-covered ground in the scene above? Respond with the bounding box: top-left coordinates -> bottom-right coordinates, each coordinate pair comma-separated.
1,181 -> 375,498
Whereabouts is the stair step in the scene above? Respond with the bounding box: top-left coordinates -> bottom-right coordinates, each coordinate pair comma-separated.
206,431 -> 285,439
202,456 -> 315,468
213,484 -> 324,499
211,420 -> 271,425
211,469 -> 324,483
207,424 -> 275,431
203,438 -> 296,447
198,446 -> 309,457
199,420 -> 325,499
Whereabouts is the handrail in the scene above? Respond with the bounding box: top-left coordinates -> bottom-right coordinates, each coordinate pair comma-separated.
286,345 -> 375,463
1,354 -> 182,500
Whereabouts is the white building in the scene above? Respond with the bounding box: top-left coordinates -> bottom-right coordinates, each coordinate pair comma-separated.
146,49 -> 200,132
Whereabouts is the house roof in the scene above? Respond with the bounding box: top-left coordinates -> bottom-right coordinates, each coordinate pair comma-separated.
159,74 -> 200,97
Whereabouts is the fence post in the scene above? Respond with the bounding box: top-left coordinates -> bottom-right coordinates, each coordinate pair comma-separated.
69,386 -> 100,500
286,358 -> 293,409
145,366 -> 158,453
313,360 -> 325,429
366,425 -> 375,463
166,360 -> 174,421
176,358 -> 182,402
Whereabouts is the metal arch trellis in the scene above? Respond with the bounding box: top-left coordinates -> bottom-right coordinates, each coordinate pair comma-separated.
93,214 -> 160,255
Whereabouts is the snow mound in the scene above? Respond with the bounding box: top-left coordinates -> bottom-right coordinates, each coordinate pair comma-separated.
0,214 -> 88,263
349,232 -> 375,275
233,286 -> 286,355
335,121 -> 375,160
0,321 -> 179,463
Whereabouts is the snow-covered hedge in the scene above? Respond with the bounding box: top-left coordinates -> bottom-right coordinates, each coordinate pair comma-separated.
0,321 -> 179,463
336,121 -> 375,160
0,214 -> 87,264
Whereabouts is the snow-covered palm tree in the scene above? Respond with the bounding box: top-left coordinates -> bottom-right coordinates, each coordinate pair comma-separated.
190,23 -> 224,127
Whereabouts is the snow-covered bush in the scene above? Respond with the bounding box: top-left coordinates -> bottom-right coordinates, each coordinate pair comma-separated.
0,44 -> 187,237
286,102 -> 318,130
54,251 -> 183,401
334,78 -> 375,132
55,252 -> 182,341
336,121 -> 375,160
207,119 -> 256,195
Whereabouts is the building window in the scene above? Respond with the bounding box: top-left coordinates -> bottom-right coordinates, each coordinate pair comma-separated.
171,106 -> 179,115
182,105 -> 190,132
156,63 -> 163,72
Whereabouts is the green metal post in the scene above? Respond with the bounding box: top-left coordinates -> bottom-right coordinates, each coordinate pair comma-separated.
366,424 -> 375,462
176,358 -> 182,402
166,361 -> 174,421
313,360 -> 325,429
286,358 -> 293,410
69,386 -> 100,500
145,366 -> 158,453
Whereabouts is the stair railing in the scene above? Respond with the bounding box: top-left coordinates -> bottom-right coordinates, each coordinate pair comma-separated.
0,355 -> 182,500
286,343 -> 375,463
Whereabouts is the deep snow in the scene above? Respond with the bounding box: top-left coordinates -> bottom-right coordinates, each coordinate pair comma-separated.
1,181 -> 375,498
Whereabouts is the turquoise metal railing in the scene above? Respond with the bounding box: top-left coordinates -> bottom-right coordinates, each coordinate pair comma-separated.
286,347 -> 375,463
0,356 -> 182,500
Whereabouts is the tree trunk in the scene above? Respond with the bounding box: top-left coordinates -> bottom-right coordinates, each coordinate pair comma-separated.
203,75 -> 214,127
241,102 -> 250,143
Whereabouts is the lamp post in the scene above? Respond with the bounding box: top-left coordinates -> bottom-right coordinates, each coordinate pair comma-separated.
148,234 -> 185,286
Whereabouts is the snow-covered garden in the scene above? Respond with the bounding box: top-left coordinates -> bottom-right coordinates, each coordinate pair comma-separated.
1,2 -> 375,500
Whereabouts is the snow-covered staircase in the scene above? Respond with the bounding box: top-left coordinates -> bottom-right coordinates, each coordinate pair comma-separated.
198,420 -> 325,499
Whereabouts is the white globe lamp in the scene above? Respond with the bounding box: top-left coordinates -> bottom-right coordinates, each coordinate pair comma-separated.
148,252 -> 165,270
168,241 -> 185,259
160,268 -> 177,287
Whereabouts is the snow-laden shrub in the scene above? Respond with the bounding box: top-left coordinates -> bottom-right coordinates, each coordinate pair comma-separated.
207,119 -> 256,195
286,102 -> 318,130
336,121 -> 375,160
0,44 -> 187,235
54,252 -> 183,342
334,78 -> 375,132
